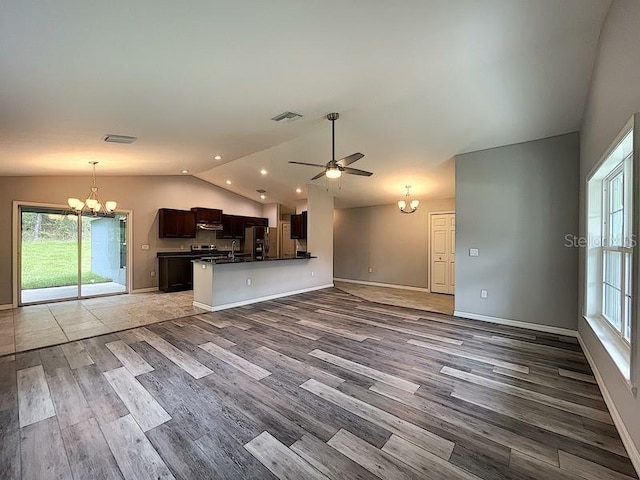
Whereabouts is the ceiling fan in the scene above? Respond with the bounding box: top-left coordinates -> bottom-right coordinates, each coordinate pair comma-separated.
289,113 -> 372,180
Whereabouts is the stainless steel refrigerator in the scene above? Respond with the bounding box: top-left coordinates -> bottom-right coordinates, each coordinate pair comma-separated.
243,226 -> 278,260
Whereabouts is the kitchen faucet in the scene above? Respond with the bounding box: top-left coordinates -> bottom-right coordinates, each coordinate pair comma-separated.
229,240 -> 236,260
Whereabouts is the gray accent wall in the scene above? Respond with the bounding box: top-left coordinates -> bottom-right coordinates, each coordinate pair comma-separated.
579,0 -> 640,462
455,132 -> 580,330
334,198 -> 455,289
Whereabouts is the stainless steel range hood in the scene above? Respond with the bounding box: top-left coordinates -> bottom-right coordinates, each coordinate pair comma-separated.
196,223 -> 223,231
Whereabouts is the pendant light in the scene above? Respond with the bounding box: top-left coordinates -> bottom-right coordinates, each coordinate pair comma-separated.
398,185 -> 419,214
67,161 -> 117,215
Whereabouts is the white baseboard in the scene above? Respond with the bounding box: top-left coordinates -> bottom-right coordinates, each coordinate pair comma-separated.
131,287 -> 159,294
0,304 -> 13,311
195,283 -> 335,312
453,310 -> 578,337
193,301 -> 214,312
577,333 -> 640,475
334,278 -> 430,293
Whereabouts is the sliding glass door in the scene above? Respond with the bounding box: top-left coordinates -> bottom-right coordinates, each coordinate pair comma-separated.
79,213 -> 127,297
19,205 -> 128,305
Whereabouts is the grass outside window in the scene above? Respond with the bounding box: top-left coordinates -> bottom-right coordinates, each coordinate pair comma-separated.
21,240 -> 111,289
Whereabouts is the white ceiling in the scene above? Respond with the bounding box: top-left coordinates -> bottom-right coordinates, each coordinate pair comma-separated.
0,0 -> 611,208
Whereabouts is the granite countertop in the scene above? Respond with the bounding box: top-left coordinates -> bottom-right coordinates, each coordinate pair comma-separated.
193,254 -> 314,264
157,250 -> 245,258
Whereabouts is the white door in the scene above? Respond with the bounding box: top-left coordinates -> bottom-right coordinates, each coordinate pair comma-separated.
430,213 -> 455,294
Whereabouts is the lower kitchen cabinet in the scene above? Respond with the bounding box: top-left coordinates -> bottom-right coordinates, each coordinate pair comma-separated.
158,256 -> 193,292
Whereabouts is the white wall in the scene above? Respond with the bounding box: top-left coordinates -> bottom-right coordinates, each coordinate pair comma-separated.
262,203 -> 279,227
455,133 -> 580,331
334,198 -> 455,289
579,0 -> 640,466
0,175 -> 262,305
306,184 -> 334,287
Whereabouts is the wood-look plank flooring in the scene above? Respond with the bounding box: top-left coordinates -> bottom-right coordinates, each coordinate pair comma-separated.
0,288 -> 637,480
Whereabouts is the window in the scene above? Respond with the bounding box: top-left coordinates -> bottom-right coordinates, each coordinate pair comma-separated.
585,117 -> 635,382
602,160 -> 632,342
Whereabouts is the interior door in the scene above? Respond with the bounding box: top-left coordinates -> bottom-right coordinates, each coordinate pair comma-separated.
430,213 -> 455,294
280,222 -> 296,257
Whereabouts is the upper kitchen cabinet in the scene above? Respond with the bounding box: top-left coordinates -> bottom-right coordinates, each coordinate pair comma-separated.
158,208 -> 196,238
244,216 -> 269,228
220,214 -> 245,239
191,207 -> 222,225
290,211 -> 307,239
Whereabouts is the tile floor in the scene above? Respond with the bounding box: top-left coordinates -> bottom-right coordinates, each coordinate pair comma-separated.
334,281 -> 454,315
0,283 -> 452,357
0,291 -> 204,355
3,289 -> 636,480
20,281 -> 127,304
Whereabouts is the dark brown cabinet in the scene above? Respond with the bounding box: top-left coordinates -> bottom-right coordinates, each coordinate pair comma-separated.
220,214 -> 269,238
158,256 -> 193,292
244,216 -> 269,228
158,209 -> 196,238
191,207 -> 222,224
220,214 -> 245,239
290,211 -> 307,239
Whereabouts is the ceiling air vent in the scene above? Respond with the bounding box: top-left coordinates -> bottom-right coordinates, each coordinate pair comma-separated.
103,134 -> 137,144
270,111 -> 303,122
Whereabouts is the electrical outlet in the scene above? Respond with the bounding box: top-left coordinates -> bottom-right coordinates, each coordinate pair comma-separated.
246,278 -> 252,286
469,248 -> 479,257
368,267 -> 373,273
480,289 -> 488,299
141,244 -> 150,250
150,271 -> 156,277
180,244 -> 185,250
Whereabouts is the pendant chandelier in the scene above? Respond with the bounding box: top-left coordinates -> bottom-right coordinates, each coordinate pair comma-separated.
67,161 -> 117,215
398,185 -> 419,214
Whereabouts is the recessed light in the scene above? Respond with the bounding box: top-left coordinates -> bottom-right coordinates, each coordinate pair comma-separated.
226,179 -> 232,185
260,169 -> 267,175
296,188 -> 302,193
214,155 -> 222,160
260,194 -> 266,200
181,169 -> 189,174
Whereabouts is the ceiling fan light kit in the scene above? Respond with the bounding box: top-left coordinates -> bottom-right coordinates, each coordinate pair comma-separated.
288,112 -> 372,181
325,167 -> 342,179
67,161 -> 117,215
398,185 -> 419,214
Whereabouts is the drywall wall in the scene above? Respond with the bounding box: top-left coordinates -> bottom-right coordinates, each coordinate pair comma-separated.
262,203 -> 279,228
579,0 -> 640,465
455,132 -> 580,330
306,184 -> 334,287
333,198 -> 455,288
0,175 -> 262,305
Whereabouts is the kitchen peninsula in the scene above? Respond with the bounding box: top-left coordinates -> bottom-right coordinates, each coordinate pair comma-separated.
192,254 -> 318,311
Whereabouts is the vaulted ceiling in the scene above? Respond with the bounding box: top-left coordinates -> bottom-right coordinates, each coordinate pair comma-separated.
0,0 -> 611,207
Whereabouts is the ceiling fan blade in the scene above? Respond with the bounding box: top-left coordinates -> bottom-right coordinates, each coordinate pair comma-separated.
310,171 -> 326,180
343,167 -> 373,176
336,152 -> 364,167
289,161 -> 328,168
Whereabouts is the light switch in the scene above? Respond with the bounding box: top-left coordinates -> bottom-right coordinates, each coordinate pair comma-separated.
141,244 -> 150,250
469,248 -> 479,257
480,289 -> 488,298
